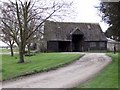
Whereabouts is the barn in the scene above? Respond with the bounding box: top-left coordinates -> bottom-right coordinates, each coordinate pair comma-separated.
44,21 -> 107,52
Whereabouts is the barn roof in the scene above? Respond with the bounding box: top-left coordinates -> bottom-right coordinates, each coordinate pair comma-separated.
44,21 -> 107,41
70,27 -> 84,35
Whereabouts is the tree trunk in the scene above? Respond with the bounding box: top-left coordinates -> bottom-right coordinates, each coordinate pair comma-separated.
18,46 -> 24,63
10,45 -> 14,56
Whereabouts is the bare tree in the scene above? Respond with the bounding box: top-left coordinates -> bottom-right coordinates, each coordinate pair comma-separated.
0,29 -> 15,56
0,8 -> 17,56
0,0 -> 72,63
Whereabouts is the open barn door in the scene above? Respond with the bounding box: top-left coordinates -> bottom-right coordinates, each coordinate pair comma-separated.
71,28 -> 84,52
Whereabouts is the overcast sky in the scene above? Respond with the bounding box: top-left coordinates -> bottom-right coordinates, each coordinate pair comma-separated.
0,0 -> 109,32
62,0 -> 109,32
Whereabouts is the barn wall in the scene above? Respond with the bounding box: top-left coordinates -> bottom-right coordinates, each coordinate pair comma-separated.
47,41 -> 107,52
58,41 -> 71,52
96,41 -> 107,50
47,41 -> 72,52
47,41 -> 59,52
83,42 -> 89,51
86,41 -> 107,51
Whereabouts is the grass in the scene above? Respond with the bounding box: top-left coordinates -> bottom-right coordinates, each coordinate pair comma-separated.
0,48 -> 19,53
77,53 -> 119,88
0,54 -> 1,81
2,53 -> 81,81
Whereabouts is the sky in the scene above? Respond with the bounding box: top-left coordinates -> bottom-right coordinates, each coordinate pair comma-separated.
0,0 -> 109,32
0,41 -> 8,47
62,0 -> 109,32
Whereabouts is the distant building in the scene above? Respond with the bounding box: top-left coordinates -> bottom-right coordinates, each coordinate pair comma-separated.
44,21 -> 107,52
107,38 -> 120,51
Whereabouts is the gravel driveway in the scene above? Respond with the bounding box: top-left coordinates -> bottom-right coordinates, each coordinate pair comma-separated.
2,53 -> 112,88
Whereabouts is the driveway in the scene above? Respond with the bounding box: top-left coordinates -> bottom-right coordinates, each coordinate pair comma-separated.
2,53 -> 112,88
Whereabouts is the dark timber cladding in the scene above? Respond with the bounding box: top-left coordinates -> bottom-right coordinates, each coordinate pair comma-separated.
44,20 -> 107,52
47,41 -> 71,52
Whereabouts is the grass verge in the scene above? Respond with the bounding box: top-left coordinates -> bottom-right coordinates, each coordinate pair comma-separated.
76,53 -> 118,88
2,53 -> 82,81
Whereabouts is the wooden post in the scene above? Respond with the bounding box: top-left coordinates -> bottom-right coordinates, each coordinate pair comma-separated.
114,44 -> 116,54
70,41 -> 72,52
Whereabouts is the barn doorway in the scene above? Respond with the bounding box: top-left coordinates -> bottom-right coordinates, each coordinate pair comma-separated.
72,34 -> 84,52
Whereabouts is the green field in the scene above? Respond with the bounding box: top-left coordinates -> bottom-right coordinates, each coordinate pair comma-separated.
77,53 -> 119,88
0,48 -> 19,53
2,53 -> 81,81
0,53 -> 1,81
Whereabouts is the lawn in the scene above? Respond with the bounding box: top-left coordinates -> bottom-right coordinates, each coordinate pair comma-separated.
0,48 -> 19,53
0,48 -> 10,53
0,54 -> 1,81
2,53 -> 81,81
77,53 -> 119,88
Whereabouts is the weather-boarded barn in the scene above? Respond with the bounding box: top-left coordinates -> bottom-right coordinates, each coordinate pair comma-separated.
44,21 -> 107,52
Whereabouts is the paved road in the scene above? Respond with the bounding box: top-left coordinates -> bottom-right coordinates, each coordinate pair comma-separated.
2,53 -> 112,88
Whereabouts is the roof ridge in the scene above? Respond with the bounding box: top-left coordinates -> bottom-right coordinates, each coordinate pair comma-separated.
46,20 -> 99,25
